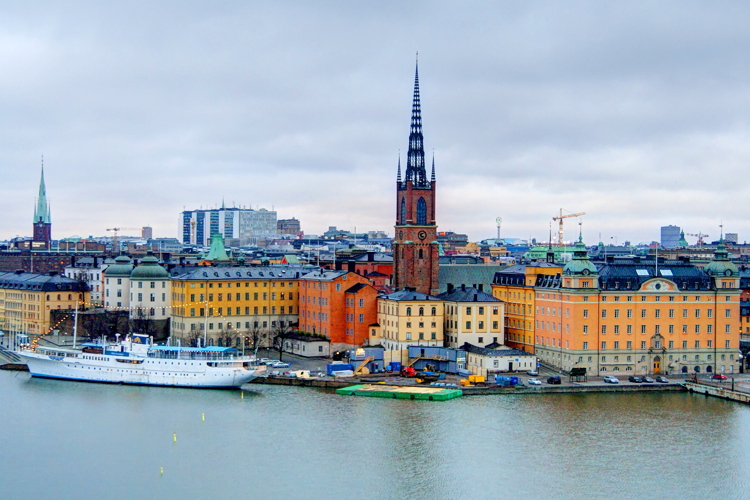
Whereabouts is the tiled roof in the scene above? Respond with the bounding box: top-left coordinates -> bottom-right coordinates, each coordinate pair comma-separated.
462,342 -> 534,357
437,286 -> 500,303
381,288 -> 441,301
0,271 -> 88,291
439,264 -> 503,293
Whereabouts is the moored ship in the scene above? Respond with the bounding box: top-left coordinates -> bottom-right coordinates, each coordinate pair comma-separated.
16,334 -> 265,388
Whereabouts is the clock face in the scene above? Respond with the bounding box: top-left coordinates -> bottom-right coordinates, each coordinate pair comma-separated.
418,230 -> 427,241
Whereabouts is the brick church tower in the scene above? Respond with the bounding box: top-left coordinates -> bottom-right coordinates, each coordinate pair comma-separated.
32,158 -> 52,248
393,60 -> 439,296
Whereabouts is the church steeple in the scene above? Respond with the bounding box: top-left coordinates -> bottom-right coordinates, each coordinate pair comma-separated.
405,57 -> 428,187
34,156 -> 51,224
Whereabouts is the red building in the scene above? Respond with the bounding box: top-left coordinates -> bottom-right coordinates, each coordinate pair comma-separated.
392,61 -> 439,296
298,270 -> 379,349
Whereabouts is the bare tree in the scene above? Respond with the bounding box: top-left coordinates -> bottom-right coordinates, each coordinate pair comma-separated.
244,321 -> 267,356
270,321 -> 294,362
217,329 -> 234,348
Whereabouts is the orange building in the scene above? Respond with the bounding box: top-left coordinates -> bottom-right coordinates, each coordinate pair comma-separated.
534,237 -> 741,376
298,270 -> 378,350
491,259 -> 562,353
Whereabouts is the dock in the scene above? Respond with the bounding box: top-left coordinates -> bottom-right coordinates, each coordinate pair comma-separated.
337,384 -> 462,401
683,381 -> 750,404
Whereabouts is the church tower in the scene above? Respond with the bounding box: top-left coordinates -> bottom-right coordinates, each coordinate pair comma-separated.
393,60 -> 439,296
32,158 -> 52,248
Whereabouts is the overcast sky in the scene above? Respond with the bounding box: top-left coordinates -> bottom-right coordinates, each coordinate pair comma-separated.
2,1 -> 750,246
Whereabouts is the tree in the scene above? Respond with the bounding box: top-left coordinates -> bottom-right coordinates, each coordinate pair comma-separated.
244,321 -> 267,356
270,321 -> 295,362
217,329 -> 234,348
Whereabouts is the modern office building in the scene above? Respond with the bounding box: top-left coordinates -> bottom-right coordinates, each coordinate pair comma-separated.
181,205 -> 277,247
661,225 -> 681,249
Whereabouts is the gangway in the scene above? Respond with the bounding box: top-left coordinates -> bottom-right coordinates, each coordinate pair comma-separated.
354,356 -> 374,375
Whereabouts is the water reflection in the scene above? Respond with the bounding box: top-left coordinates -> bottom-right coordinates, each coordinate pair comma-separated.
2,372 -> 750,499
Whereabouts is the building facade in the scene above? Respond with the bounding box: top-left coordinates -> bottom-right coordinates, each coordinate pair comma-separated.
438,285 -> 505,349
534,237 -> 741,376
377,289 -> 444,353
181,205 -> 278,247
392,61 -> 439,296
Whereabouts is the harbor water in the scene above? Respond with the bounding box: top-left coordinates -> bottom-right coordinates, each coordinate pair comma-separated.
2,371 -> 750,499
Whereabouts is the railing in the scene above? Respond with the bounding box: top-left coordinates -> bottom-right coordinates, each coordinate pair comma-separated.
0,345 -> 22,363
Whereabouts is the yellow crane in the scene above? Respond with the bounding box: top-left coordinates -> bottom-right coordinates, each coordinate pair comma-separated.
106,227 -> 143,253
552,209 -> 585,247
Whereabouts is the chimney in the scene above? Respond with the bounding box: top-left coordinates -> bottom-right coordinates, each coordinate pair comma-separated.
447,283 -> 454,293
368,251 -> 374,262
473,294 -> 478,302
461,284 -> 466,291
478,284 -> 484,292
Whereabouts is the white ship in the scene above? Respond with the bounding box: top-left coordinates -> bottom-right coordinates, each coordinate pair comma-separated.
16,334 -> 265,388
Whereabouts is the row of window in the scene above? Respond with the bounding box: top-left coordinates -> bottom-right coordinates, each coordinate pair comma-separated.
582,339 -> 733,350
188,305 -> 293,316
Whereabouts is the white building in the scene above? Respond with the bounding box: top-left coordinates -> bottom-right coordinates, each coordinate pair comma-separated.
103,256 -> 134,310
180,205 -> 278,247
129,254 -> 171,320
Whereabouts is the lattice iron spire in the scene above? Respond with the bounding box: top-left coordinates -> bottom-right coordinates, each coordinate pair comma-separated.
405,55 -> 428,187
431,151 -> 435,182
397,153 -> 402,182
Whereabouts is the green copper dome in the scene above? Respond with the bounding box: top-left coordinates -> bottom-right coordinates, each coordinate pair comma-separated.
103,255 -> 134,277
703,240 -> 738,277
131,254 -> 169,280
563,236 -> 598,276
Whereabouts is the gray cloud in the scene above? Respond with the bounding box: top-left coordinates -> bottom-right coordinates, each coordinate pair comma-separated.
2,1 -> 750,245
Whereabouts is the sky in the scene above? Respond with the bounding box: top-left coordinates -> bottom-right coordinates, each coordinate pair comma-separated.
2,1 -> 750,246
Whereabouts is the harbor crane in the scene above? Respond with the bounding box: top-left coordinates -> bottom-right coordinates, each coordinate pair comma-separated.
106,227 -> 143,252
552,209 -> 585,247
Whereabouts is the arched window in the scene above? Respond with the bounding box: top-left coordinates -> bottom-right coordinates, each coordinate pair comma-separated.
431,307 -> 436,316
419,307 -> 424,316
417,197 -> 427,225
406,307 -> 412,316
400,198 -> 406,225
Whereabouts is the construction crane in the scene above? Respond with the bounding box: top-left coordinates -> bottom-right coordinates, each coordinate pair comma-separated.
106,227 -> 143,253
552,209 -> 585,247
686,232 -> 708,248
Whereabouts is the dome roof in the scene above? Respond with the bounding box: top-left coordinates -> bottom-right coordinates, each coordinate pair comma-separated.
103,255 -> 134,277
703,241 -> 738,277
131,254 -> 169,280
563,236 -> 598,276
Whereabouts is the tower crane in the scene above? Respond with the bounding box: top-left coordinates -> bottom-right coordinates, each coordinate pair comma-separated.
106,227 -> 143,253
552,209 -> 585,247
686,232 -> 708,248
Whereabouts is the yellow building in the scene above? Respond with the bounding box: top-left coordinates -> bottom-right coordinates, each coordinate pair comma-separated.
377,289 -> 444,362
170,266 -> 304,346
0,271 -> 89,339
437,284 -> 504,348
491,259 -> 562,353
534,238 -> 742,376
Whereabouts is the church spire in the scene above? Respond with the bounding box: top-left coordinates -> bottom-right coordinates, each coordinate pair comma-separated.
397,154 -> 402,183
34,156 -> 51,224
431,152 -> 435,182
405,55 -> 428,187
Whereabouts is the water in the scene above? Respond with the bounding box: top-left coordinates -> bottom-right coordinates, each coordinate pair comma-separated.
2,371 -> 750,499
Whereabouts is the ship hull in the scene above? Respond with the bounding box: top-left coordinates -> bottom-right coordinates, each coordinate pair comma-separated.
18,351 -> 263,388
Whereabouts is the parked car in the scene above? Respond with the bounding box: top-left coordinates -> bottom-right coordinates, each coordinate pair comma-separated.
528,378 -> 542,385
271,361 -> 291,368
655,376 -> 669,383
547,376 -> 562,385
259,358 -> 274,365
712,374 -> 728,380
642,376 -> 654,383
603,375 -> 619,384
628,376 -> 643,383
527,370 -> 539,376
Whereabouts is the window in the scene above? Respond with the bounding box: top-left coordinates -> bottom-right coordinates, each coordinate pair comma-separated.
465,321 -> 471,330
627,325 -> 632,334
726,309 -> 731,318
601,341 -> 607,350
640,341 -> 646,349
726,340 -> 731,349
695,310 -> 700,318
614,309 -> 620,318
641,325 -> 646,334
669,309 -> 675,318
694,325 -> 700,334
416,197 -> 427,225
707,340 -> 713,348
583,309 -> 589,319
614,325 -> 620,334
601,325 -> 607,335
668,340 -> 674,349
626,341 -> 632,349
695,340 -> 700,349
641,310 -> 646,318
583,341 -> 589,350
707,325 -> 713,334
602,310 -> 607,318
614,341 -> 620,349
583,325 -> 589,334
683,340 -> 688,349
683,309 -> 688,318
655,309 -> 661,319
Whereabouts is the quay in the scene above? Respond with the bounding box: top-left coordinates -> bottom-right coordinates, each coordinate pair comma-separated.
684,381 -> 750,404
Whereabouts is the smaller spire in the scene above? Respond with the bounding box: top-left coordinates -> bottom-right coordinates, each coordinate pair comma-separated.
397,154 -> 402,182
431,151 -> 435,182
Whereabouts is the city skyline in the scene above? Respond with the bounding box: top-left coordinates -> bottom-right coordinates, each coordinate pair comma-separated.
2,2 -> 750,244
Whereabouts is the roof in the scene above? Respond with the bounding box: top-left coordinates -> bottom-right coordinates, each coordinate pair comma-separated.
462,343 -> 534,357
381,288 -> 441,301
0,271 -> 88,292
172,265 -> 311,281
103,255 -> 134,277
598,258 -> 714,291
300,269 -> 349,281
130,254 -> 170,280
353,253 -> 393,262
345,283 -> 372,294
438,264 -> 504,293
437,286 -> 500,303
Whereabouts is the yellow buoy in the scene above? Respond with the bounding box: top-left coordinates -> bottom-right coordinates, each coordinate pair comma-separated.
202,412 -> 205,421
160,467 -> 164,475
173,433 -> 177,442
